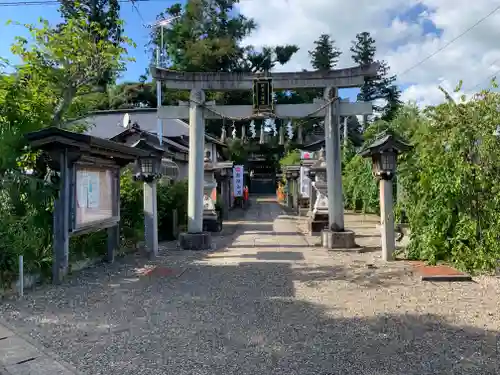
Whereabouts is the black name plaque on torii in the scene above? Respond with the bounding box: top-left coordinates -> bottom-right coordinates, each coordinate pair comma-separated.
252,77 -> 273,113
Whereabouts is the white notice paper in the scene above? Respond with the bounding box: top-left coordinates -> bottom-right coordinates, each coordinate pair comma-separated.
76,171 -> 89,208
87,172 -> 100,209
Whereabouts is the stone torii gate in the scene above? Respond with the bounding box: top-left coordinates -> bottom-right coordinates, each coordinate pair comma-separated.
151,65 -> 378,249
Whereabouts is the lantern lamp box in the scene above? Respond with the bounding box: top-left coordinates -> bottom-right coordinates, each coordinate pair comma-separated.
359,130 -> 412,179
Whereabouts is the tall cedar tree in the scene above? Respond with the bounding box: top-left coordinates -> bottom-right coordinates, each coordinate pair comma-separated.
307,34 -> 363,146
350,31 -> 402,122
308,34 -> 342,70
58,0 -> 123,86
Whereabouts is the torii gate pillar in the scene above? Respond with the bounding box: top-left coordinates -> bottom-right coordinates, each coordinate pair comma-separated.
179,88 -> 212,250
321,86 -> 356,249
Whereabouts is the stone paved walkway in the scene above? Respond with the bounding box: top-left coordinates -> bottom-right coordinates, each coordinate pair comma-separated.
0,198 -> 499,374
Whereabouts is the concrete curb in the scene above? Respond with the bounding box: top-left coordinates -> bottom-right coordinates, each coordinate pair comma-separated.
0,318 -> 79,374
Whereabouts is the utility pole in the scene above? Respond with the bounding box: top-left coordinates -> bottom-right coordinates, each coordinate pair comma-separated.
152,16 -> 180,146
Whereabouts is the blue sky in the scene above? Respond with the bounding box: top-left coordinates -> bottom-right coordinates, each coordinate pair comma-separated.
0,0 -> 178,81
0,1 -> 439,101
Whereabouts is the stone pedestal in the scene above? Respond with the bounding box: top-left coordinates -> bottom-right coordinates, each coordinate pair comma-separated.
321,229 -> 356,249
202,150 -> 221,232
179,232 -> 212,250
299,158 -> 315,211
310,213 -> 329,233
380,178 -> 395,261
287,192 -> 293,210
143,181 -> 158,257
282,165 -> 301,213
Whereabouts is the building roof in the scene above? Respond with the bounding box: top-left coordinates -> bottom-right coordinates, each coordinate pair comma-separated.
78,108 -> 225,146
24,127 -> 149,168
112,126 -> 189,152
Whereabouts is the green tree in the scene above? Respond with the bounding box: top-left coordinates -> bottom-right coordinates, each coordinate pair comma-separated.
350,31 -> 402,123
151,0 -> 254,72
149,0 -> 299,138
0,14 -> 133,284
150,0 -> 298,73
308,34 -> 342,71
58,0 -> 123,86
350,32 -> 378,106
10,15 -> 132,127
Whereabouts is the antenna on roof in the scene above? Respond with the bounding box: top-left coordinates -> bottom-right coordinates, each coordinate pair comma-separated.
122,113 -> 130,128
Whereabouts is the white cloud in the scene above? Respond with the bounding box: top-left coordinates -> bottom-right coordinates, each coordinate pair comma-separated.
237,0 -> 500,107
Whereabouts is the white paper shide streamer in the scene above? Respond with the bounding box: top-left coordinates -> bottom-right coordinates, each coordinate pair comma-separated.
249,120 -> 256,138
231,122 -> 237,139
264,118 -> 277,136
286,120 -> 293,140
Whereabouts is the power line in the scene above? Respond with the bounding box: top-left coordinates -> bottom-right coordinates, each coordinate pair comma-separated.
470,69 -> 500,91
396,4 -> 500,78
0,0 -> 162,6
130,0 -> 147,27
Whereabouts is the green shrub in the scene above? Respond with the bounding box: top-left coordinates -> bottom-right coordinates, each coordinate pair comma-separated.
157,179 -> 188,240
343,155 -> 379,213
120,168 -> 144,246
346,95 -> 500,272
0,211 -> 52,285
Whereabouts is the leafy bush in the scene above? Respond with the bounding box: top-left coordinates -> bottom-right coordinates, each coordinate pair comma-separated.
0,210 -> 52,285
157,179 -> 188,241
120,168 -> 144,246
119,170 -> 188,242
343,155 -> 379,213
342,93 -> 500,272
279,149 -> 300,167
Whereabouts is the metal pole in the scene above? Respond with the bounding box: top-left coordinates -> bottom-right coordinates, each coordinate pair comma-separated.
156,34 -> 163,145
343,116 -> 348,147
160,26 -> 164,66
18,255 -> 23,297
156,81 -> 162,145
324,86 -> 344,231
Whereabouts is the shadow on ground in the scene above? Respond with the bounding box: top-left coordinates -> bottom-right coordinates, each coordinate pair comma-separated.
1,199 -> 497,374
0,261 -> 497,375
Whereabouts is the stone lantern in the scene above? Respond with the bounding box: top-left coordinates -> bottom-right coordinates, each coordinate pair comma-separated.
308,148 -> 329,233
202,150 -> 220,232
131,139 -> 164,258
359,130 -> 412,261
214,160 -> 234,220
283,165 -> 300,211
300,150 -> 316,211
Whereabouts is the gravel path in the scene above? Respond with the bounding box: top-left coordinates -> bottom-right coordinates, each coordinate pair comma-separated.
0,198 -> 499,375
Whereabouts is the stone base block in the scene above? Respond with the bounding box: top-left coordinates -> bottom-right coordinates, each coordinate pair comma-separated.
321,229 -> 357,249
309,220 -> 328,234
203,213 -> 222,232
309,213 -> 329,234
179,232 -> 212,250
